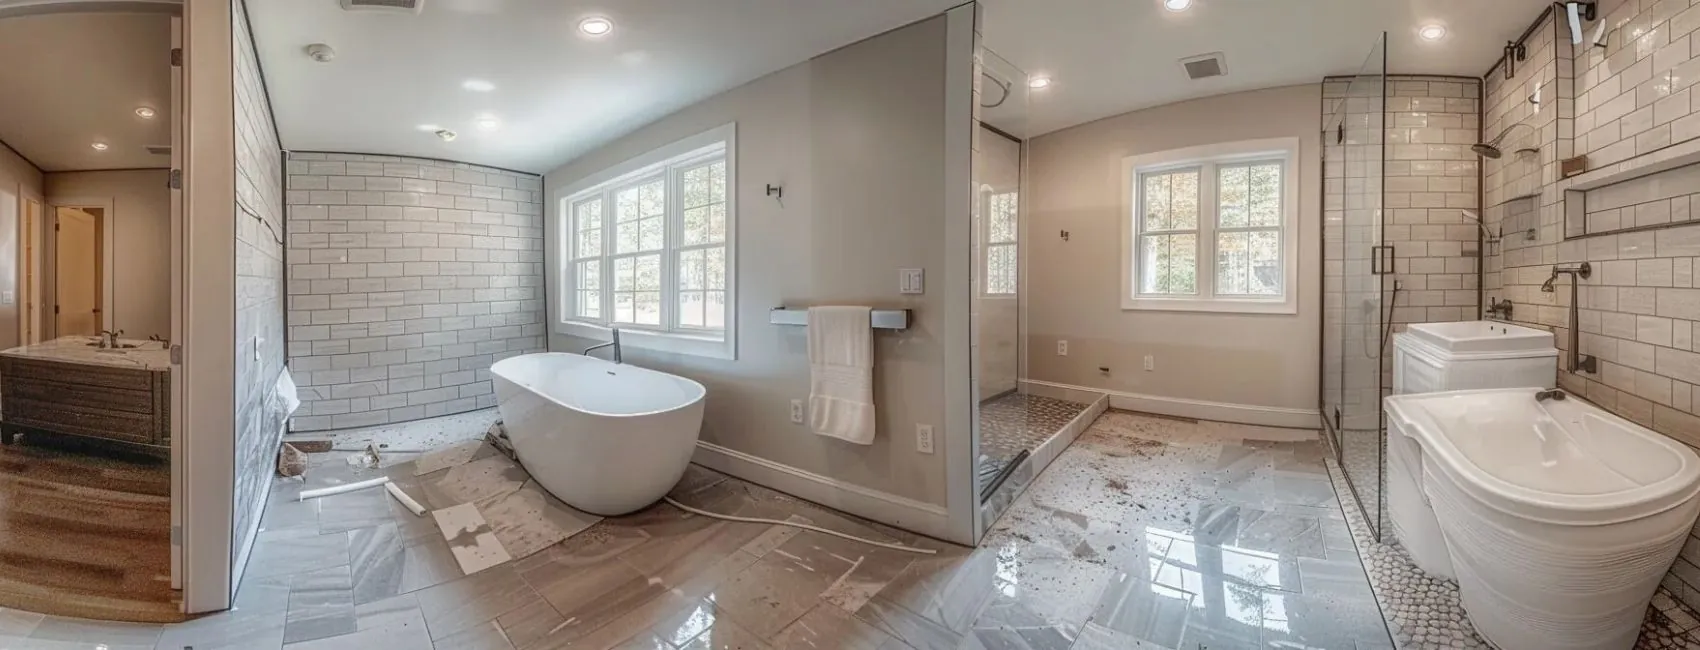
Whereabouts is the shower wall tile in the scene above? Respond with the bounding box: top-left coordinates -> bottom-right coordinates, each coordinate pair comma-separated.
1322,75 -> 1482,422
1481,2 -> 1700,613
284,154 -> 546,432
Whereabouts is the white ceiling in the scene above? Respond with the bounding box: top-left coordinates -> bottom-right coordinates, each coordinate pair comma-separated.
247,0 -> 960,173
980,0 -> 1556,137
0,11 -> 172,171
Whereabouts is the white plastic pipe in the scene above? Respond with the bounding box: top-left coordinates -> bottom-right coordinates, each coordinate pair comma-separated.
298,476 -> 390,501
386,482 -> 428,517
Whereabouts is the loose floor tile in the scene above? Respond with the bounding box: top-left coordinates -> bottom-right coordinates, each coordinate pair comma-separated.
432,502 -> 513,575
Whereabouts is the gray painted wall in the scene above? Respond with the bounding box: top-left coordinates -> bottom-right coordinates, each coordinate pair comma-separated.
283,154 -> 544,431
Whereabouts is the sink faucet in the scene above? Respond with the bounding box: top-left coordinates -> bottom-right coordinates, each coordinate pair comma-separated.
98,329 -> 124,349
1485,298 -> 1514,320
583,328 -> 622,364
1535,388 -> 1567,402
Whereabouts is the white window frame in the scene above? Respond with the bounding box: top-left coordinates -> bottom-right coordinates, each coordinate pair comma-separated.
1121,137 -> 1299,314
555,123 -> 738,360
982,189 -> 1018,297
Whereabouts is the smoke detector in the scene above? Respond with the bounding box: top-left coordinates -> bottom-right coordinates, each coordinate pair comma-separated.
339,0 -> 423,13
305,43 -> 336,63
1179,52 -> 1227,80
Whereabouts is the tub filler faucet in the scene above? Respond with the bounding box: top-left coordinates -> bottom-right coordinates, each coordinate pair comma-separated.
583,328 -> 622,364
1535,388 -> 1566,402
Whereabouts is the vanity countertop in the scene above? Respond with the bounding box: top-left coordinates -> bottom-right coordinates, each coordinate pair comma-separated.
0,337 -> 170,371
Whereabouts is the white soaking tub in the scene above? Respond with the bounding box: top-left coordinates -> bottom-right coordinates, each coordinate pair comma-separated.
1385,388 -> 1700,650
490,353 -> 706,515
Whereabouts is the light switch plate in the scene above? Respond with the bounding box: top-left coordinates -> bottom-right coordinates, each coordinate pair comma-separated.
1,291 -> 13,305
900,268 -> 925,295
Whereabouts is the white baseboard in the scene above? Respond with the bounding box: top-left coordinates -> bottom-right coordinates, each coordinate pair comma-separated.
691,441 -> 959,544
1020,379 -> 1321,429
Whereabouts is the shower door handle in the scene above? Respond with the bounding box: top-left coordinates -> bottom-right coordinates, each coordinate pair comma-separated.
1370,245 -> 1395,275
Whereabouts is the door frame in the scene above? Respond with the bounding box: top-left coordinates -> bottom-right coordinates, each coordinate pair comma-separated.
18,192 -> 42,345
45,199 -> 115,336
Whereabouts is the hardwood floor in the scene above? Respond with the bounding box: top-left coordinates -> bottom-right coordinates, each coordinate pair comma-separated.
0,433 -> 179,623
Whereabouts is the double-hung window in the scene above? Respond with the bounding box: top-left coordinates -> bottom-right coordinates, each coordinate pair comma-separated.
1122,137 -> 1298,314
559,124 -> 736,359
984,191 -> 1018,296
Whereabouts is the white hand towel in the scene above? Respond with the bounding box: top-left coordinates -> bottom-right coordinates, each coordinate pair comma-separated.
808,306 -> 876,445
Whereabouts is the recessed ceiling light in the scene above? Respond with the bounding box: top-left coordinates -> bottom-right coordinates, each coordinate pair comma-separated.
1419,24 -> 1447,41
134,107 -> 156,119
1163,0 -> 1193,12
435,129 -> 458,142
461,79 -> 495,92
578,16 -> 613,36
90,142 -> 109,151
416,124 -> 442,132
476,115 -> 501,131
1028,77 -> 1052,89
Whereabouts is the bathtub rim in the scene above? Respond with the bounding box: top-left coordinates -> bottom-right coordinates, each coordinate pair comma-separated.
491,352 -> 707,419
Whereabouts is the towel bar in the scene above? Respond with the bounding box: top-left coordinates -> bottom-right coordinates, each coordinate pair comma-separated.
769,308 -> 910,330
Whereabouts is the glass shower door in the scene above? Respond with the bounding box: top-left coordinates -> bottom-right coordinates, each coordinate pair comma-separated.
1324,33 -> 1388,539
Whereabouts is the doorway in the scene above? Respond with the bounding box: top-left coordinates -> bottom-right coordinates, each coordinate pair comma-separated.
54,206 -> 103,336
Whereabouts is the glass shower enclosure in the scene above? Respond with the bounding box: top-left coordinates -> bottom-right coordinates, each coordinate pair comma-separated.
1322,33 -> 1389,539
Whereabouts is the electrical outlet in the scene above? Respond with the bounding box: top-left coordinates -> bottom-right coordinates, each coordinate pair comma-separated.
1057,339 -> 1069,356
1143,355 -> 1155,371
916,424 -> 935,454
790,399 -> 804,424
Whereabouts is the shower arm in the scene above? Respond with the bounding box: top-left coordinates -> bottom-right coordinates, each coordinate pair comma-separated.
1485,122 -> 1538,149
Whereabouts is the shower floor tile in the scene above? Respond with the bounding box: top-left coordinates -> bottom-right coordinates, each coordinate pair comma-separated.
977,393 -> 1088,490
1323,453 -> 1700,649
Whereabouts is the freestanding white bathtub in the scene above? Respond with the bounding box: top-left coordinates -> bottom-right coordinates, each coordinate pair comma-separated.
490,352 -> 706,516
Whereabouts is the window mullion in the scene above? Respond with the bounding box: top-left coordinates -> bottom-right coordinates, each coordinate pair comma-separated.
601,188 -> 615,326
1200,162 -> 1217,300
663,165 -> 681,333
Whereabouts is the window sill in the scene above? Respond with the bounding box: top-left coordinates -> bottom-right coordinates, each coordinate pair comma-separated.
555,321 -> 735,360
1121,296 -> 1297,315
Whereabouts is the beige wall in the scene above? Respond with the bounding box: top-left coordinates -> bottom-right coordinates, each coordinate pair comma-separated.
545,16 -> 958,506
1025,84 -> 1323,410
45,169 -> 171,338
0,145 -> 43,350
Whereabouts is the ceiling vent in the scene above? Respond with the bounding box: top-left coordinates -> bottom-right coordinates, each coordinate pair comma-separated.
339,0 -> 423,14
1180,52 -> 1227,80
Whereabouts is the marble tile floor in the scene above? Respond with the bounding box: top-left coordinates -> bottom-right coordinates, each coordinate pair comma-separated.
0,409 -> 1391,650
1322,454 -> 1700,649
977,393 -> 1088,492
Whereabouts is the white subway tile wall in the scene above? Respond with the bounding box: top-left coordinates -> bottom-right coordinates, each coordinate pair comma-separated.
1485,2 -> 1700,612
1322,75 -> 1482,431
233,0 -> 288,570
283,154 -> 545,431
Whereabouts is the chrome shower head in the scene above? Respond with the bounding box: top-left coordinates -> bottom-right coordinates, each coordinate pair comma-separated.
1471,143 -> 1504,159
1473,122 -> 1537,159
1541,271 -> 1559,292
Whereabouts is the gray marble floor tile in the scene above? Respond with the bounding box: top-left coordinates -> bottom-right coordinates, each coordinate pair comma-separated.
0,609 -> 45,636
864,544 -> 998,636
348,522 -> 406,605
971,541 -> 1114,641
1090,570 -> 1193,648
245,528 -> 352,580
279,597 -> 432,650
318,486 -> 393,535
154,605 -> 287,650
1296,555 -> 1374,597
431,620 -> 517,650
1071,622 -> 1168,649
284,565 -> 357,645
414,563 -> 539,641
853,596 -> 966,650
0,635 -> 153,650
771,604 -> 898,650
28,617 -> 163,646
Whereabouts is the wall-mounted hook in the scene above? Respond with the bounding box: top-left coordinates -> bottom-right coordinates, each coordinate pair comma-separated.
1060,230 -> 1071,241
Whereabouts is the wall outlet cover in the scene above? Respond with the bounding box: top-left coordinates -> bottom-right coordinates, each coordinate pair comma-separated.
916,424 -> 934,454
1143,355 -> 1155,371
1057,339 -> 1068,356
790,399 -> 804,425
